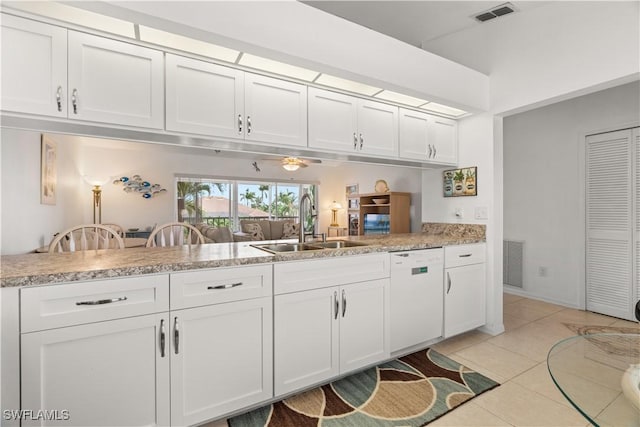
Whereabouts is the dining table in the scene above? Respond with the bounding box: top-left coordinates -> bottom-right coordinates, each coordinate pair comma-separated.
35,237 -> 148,253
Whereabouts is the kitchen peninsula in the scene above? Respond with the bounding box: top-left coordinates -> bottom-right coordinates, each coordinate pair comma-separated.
1,225 -> 486,427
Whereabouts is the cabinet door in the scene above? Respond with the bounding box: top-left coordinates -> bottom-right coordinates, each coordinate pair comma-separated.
429,116 -> 458,165
68,31 -> 164,129
444,263 -> 486,337
1,14 -> 67,117
21,313 -> 170,427
339,279 -> 390,373
166,54 -> 244,138
357,99 -> 398,157
308,87 -> 359,152
171,298 -> 272,426
244,73 -> 307,147
274,287 -> 339,396
399,108 -> 430,160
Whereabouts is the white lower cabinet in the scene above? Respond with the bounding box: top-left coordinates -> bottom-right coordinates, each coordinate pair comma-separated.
274,278 -> 389,396
21,313 -> 170,427
444,244 -> 487,337
170,297 -> 273,427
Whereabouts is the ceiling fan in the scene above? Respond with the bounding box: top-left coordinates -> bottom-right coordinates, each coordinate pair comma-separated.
261,156 -> 322,171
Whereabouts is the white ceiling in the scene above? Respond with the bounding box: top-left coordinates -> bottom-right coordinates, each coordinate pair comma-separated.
302,1 -> 551,72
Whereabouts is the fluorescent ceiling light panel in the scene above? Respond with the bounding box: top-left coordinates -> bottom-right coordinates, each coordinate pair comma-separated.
239,54 -> 320,81
420,102 -> 467,117
375,90 -> 428,107
315,74 -> 381,96
5,1 -> 135,38
139,26 -> 240,62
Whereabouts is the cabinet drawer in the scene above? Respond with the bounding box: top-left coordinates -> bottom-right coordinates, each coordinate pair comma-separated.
21,275 -> 169,333
170,264 -> 272,310
274,253 -> 390,295
445,243 -> 486,268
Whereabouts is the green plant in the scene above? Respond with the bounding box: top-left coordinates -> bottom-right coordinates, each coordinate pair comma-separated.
453,170 -> 465,182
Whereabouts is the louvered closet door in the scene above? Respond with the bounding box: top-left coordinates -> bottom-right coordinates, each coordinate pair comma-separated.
586,129 -> 633,320
635,127 -> 640,319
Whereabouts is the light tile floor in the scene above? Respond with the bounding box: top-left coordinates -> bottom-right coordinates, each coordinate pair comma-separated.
207,293 -> 639,427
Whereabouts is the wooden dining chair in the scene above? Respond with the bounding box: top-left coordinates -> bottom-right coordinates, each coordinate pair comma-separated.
145,222 -> 205,248
48,224 -> 125,253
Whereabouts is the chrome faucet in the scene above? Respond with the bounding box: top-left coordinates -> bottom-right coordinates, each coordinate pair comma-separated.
299,192 -> 323,243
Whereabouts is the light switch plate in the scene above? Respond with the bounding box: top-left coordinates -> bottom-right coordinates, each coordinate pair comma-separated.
474,206 -> 488,219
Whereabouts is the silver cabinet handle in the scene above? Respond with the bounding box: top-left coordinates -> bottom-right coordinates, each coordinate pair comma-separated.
56,86 -> 63,112
174,317 -> 179,355
160,319 -> 166,358
208,282 -> 242,290
71,89 -> 78,114
247,115 -> 252,134
238,114 -> 243,133
353,132 -> 358,150
359,133 -> 364,150
76,296 -> 127,306
341,289 -> 347,317
447,272 -> 452,294
459,254 -> 472,258
432,144 -> 437,158
427,144 -> 433,158
334,291 -> 339,320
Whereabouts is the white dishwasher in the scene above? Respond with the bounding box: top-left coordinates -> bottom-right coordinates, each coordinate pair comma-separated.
390,248 -> 444,353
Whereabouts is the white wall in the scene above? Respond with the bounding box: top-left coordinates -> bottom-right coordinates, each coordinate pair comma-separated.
422,113 -> 504,334
503,81 -> 640,307
0,129 -> 423,255
423,1 -> 639,115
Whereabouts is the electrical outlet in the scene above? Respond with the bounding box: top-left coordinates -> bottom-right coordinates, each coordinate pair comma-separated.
475,206 -> 488,220
538,266 -> 548,277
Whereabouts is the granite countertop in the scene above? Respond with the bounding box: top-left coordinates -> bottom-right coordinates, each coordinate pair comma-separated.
0,224 -> 485,288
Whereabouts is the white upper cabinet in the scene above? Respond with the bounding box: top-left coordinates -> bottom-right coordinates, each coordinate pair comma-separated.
309,87 -> 398,157
244,73 -> 307,147
166,54 -> 307,147
399,108 -> 458,165
166,54 -> 244,138
1,14 -> 67,118
68,31 -> 164,129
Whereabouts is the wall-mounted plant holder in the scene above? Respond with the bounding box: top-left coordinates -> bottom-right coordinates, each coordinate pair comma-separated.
443,167 -> 477,197
114,175 -> 166,199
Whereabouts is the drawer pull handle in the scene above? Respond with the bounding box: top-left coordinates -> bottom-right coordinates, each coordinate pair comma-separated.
160,319 -> 166,358
75,296 -> 127,306
458,254 -> 472,258
447,272 -> 452,294
207,282 -> 243,290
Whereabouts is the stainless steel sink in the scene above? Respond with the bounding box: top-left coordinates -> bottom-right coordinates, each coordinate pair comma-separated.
251,243 -> 325,253
313,240 -> 368,249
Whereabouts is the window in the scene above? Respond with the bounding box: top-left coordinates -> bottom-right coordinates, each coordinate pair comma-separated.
176,177 -> 317,232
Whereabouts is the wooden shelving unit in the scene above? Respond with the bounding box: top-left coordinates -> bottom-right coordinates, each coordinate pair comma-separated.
348,192 -> 411,235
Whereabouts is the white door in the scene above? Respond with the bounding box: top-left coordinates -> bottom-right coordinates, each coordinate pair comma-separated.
586,129 -> 633,320
357,99 -> 398,157
444,263 -> 486,337
170,298 -> 272,426
399,108 -> 430,160
308,87 -> 358,152
428,116 -> 458,165
68,31 -> 164,129
21,314 -> 170,427
635,128 -> 640,319
244,73 -> 307,147
274,287 -> 339,396
166,54 -> 244,138
1,15 -> 67,117
339,279 -> 390,373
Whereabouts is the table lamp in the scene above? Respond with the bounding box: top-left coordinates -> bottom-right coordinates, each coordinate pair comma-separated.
329,201 -> 342,227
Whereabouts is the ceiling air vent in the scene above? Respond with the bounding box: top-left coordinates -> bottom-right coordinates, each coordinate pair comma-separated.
473,3 -> 516,22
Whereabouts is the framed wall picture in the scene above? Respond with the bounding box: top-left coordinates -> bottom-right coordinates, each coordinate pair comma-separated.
345,183 -> 359,197
41,135 -> 57,205
443,166 -> 477,197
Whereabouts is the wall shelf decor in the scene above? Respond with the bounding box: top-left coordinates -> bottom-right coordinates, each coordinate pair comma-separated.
114,175 -> 166,199
443,167 -> 477,197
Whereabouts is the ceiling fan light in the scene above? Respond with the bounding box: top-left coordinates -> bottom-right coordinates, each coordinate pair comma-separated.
282,163 -> 300,171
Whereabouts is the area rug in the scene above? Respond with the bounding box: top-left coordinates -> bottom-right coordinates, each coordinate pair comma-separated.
228,348 -> 499,427
563,323 -> 640,358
